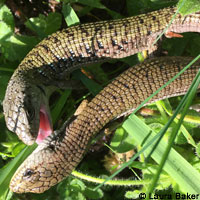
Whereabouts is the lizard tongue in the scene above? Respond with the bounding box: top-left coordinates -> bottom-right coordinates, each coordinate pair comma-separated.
36,105 -> 52,144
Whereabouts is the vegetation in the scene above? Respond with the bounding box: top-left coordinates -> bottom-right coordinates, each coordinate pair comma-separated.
0,0 -> 200,199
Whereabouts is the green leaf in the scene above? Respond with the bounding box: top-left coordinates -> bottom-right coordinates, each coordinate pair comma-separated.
120,55 -> 138,66
1,35 -> 39,61
0,4 -> 14,33
70,179 -> 86,191
110,127 -> 135,153
0,0 -> 5,6
178,0 -> 200,15
57,177 -> 88,200
62,3 -> 80,26
12,143 -> 26,157
125,190 -> 139,199
84,187 -> 103,199
148,122 -> 164,133
0,71 -> 11,101
25,12 -> 62,38
45,12 -> 62,35
0,21 -> 12,41
25,14 -> 46,38
196,142 -> 200,157
71,0 -> 106,9
123,114 -> 200,193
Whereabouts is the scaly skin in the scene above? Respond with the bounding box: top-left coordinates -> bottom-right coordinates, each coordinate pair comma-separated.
9,57 -> 200,193
3,6 -> 200,145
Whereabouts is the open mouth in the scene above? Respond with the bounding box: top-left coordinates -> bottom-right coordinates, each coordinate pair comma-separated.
36,105 -> 52,144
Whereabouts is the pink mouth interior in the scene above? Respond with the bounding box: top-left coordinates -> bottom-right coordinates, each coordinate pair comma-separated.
36,106 -> 52,144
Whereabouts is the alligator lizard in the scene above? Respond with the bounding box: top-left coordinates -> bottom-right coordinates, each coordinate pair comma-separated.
9,57 -> 200,193
3,6 -> 200,145
2,6 -> 200,193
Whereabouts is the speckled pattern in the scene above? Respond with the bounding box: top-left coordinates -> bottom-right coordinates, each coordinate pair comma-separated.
10,57 -> 200,193
3,6 -> 200,144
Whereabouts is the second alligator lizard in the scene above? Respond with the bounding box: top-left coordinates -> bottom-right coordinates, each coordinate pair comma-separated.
9,56 -> 200,193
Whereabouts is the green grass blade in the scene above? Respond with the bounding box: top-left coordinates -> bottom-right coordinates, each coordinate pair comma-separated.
73,70 -> 103,96
51,89 -> 71,124
160,101 -> 197,147
147,69 -> 200,194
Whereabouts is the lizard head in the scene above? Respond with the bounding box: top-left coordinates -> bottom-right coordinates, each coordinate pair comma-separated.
9,134 -> 73,193
3,72 -> 52,145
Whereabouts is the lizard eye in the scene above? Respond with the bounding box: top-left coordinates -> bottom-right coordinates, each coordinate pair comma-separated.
23,169 -> 35,178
